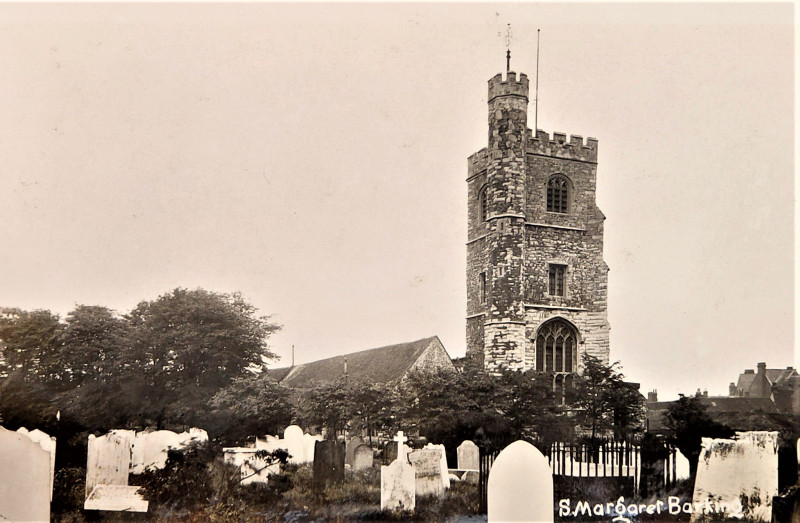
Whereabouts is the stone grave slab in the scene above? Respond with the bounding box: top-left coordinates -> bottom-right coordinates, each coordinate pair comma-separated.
345,436 -> 364,466
691,431 -> 778,522
408,448 -> 444,498
487,440 -> 553,523
424,443 -> 450,489
84,485 -> 149,512
457,439 -> 479,470
0,426 -> 51,522
17,427 -> 56,501
85,431 -> 133,499
353,443 -> 374,471
313,440 -> 345,492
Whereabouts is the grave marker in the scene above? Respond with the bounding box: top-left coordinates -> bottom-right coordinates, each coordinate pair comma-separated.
346,435 -> 364,466
313,440 -> 345,492
353,443 -> 374,471
408,448 -> 444,498
487,440 -> 553,523
0,426 -> 51,523
17,427 -> 56,501
457,440 -> 479,470
691,431 -> 778,522
424,443 -> 450,489
380,431 -> 415,512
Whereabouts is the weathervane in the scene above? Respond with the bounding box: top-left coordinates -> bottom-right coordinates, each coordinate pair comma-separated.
505,23 -> 512,73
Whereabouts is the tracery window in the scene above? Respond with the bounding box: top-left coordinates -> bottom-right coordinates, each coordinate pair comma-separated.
535,319 -> 578,373
546,175 -> 570,213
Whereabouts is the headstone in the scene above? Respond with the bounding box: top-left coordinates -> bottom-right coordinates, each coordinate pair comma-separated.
353,443 -> 374,471
313,440 -> 345,492
85,430 -> 148,512
487,440 -> 553,523
424,443 -> 450,489
346,436 -> 364,466
284,425 -> 305,464
381,431 -> 415,511
0,426 -> 51,522
130,428 -> 208,474
17,427 -> 56,501
691,431 -> 779,522
408,448 -> 445,498
457,440 -> 479,471
303,433 -> 323,464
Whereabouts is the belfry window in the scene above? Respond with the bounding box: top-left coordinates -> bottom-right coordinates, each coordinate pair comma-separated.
535,319 -> 578,373
478,185 -> 488,222
548,264 -> 567,296
546,175 -> 570,213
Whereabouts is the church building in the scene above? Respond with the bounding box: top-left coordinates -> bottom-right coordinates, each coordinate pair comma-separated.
466,70 -> 610,376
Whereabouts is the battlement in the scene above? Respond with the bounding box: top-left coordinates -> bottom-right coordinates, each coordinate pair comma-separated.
488,72 -> 529,102
526,129 -> 598,162
468,148 -> 488,178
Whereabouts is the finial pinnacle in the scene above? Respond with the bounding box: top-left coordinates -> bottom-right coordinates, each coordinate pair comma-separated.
505,23 -> 512,73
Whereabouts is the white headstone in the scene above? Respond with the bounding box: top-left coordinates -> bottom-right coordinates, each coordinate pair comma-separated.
381,455 -> 415,511
424,443 -> 450,489
0,426 -> 51,522
303,433 -> 323,464
691,431 -> 778,522
284,425 -> 306,464
488,440 -> 553,523
223,447 -> 281,485
457,440 -> 479,471
130,429 -> 209,474
674,447 -> 690,481
85,430 -> 133,499
17,427 -> 56,501
408,448 -> 445,498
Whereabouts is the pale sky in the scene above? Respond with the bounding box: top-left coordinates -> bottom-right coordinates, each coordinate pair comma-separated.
0,3 -> 794,400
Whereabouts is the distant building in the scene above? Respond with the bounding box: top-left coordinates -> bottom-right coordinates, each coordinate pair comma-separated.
465,70 -> 610,377
267,336 -> 455,388
729,362 -> 798,400
646,395 -> 779,434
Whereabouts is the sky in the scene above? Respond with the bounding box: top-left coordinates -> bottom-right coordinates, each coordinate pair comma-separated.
0,3 -> 794,400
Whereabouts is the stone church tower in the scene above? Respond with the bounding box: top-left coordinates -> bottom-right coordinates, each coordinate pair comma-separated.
466,71 -> 610,375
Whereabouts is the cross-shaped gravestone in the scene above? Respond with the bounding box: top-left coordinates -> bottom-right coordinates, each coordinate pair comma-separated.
394,431 -> 408,462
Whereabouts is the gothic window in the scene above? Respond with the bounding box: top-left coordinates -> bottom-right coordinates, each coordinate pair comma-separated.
478,185 -> 488,222
548,264 -> 567,296
479,272 -> 486,304
535,319 -> 578,373
546,175 -> 570,213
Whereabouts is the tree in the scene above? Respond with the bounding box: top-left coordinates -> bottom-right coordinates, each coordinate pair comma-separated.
294,378 -> 352,437
662,394 -> 734,480
127,288 -> 280,391
573,355 -> 645,441
59,305 -> 130,386
207,373 -> 293,444
0,308 -> 63,385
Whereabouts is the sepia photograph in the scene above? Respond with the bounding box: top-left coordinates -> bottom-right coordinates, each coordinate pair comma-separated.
0,3 -> 794,521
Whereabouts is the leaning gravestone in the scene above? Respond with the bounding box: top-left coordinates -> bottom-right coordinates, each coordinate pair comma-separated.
353,443 -> 374,471
424,443 -> 450,490
381,431 -> 415,512
487,440 -> 553,523
84,430 -> 148,512
457,440 -> 479,470
346,435 -> 364,466
313,440 -> 346,493
408,448 -> 445,498
0,426 -> 51,523
691,431 -> 778,522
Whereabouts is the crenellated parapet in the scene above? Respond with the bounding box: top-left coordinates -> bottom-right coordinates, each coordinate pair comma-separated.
527,129 -> 598,163
467,148 -> 488,178
488,72 -> 529,102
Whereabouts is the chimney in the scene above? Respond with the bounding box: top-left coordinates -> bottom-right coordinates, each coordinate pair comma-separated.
757,362 -> 767,375
729,382 -> 737,396
744,369 -> 754,374
695,388 -> 702,398
703,389 -> 708,398
647,390 -> 658,402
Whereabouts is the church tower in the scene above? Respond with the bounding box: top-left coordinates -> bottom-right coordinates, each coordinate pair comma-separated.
466,71 -> 610,375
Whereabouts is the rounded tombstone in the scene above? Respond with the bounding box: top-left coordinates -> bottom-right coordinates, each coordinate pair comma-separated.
487,440 -> 553,523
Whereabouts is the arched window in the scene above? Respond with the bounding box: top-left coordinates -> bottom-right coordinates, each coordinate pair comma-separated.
546,175 -> 570,213
535,318 -> 578,373
478,185 -> 488,222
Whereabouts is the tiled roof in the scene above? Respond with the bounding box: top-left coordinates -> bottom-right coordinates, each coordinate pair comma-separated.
267,336 -> 450,388
646,396 -> 779,433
